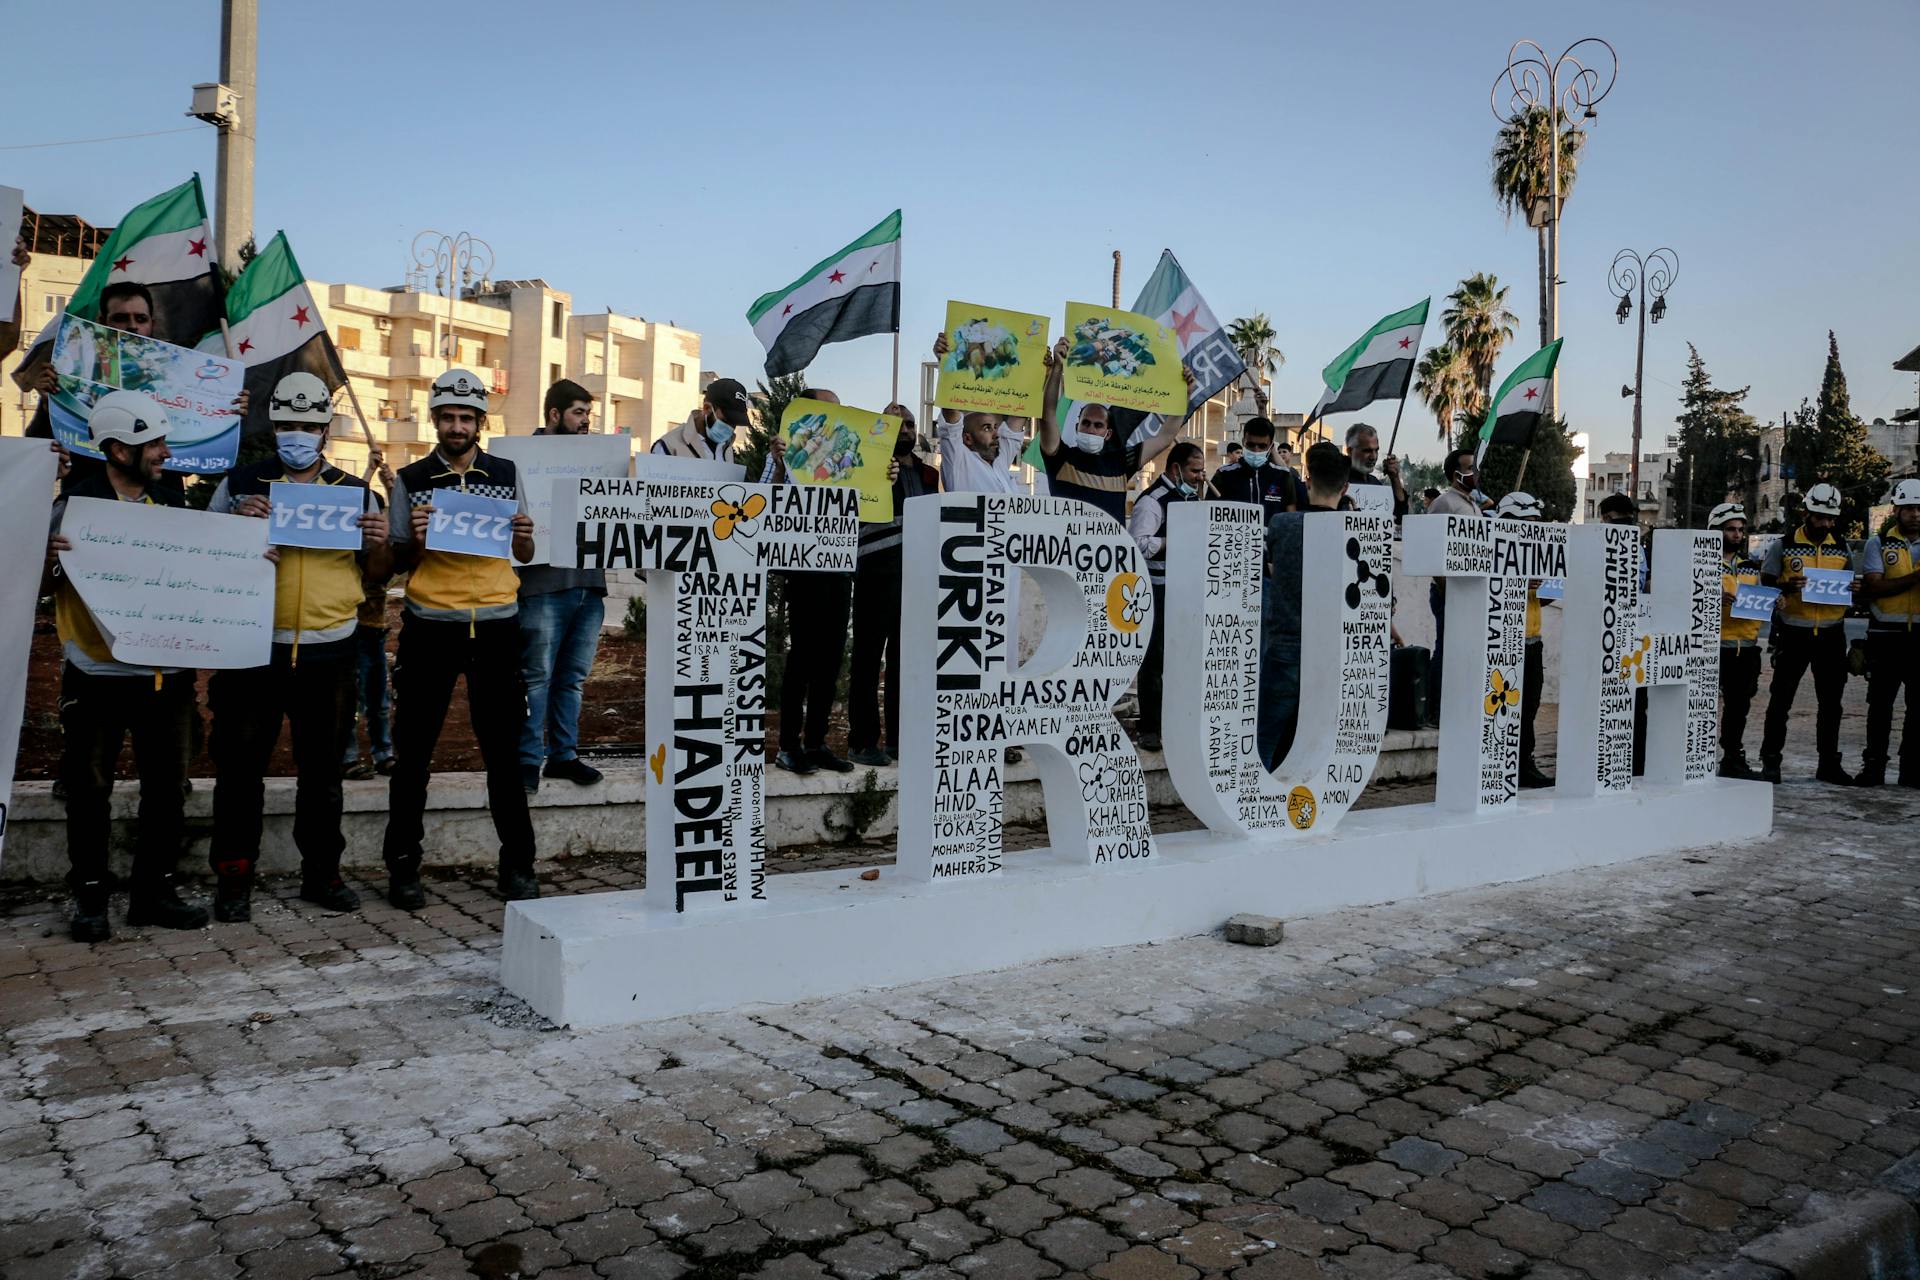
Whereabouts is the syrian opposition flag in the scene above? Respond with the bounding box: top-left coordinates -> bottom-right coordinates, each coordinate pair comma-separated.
227,232 -> 347,436
748,210 -> 900,377
21,176 -> 225,365
1118,250 -> 1245,444
1302,299 -> 1429,430
1475,338 -> 1563,463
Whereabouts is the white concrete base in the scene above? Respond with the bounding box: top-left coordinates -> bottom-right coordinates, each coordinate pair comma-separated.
501,778 -> 1773,1028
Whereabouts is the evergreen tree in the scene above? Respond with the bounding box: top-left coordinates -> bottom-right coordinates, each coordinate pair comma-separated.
1454,416 -> 1584,523
1668,344 -> 1759,529
1789,332 -> 1890,537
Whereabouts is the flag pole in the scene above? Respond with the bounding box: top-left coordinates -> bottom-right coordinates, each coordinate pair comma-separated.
890,233 -> 902,406
341,377 -> 378,448
1513,446 -> 1533,490
1386,384 -> 1410,458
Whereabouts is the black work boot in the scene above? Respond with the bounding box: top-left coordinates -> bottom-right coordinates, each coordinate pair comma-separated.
70,880 -> 112,944
1855,761 -> 1887,788
1759,755 -> 1783,784
1814,756 -> 1856,787
497,867 -> 540,902
299,875 -> 361,913
1718,754 -> 1761,781
212,860 -> 254,923
386,865 -> 426,911
126,878 -> 210,930
1518,760 -> 1554,789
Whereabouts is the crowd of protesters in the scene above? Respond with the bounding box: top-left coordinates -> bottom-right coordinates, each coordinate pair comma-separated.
14,286 -> 1916,944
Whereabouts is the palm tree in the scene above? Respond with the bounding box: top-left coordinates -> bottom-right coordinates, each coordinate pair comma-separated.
1490,105 -> 1586,350
1442,274 -> 1517,408
1414,344 -> 1477,442
1226,313 -> 1283,401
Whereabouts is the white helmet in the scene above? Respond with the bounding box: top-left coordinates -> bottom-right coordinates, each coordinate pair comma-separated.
1891,478 -> 1920,508
1495,491 -> 1543,521
268,371 -> 333,425
1707,501 -> 1747,528
1802,483 -> 1842,517
429,367 -> 489,415
87,389 -> 170,450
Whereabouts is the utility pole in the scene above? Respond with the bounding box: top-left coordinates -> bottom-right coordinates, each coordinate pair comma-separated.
215,0 -> 257,272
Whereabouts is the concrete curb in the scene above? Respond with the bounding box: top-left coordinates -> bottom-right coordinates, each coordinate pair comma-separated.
1718,1155 -> 1920,1279
0,730 -> 1441,882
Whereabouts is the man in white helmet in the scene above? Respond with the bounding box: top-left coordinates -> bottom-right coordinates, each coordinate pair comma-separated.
1855,478 -> 1920,786
1708,502 -> 1766,779
200,372 -> 390,920
1495,491 -> 1554,788
1759,482 -> 1855,784
381,368 -> 538,908
40,391 -> 207,941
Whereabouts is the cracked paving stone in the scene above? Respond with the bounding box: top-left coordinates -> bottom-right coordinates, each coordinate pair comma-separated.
820,1229 -> 921,1280
895,1207 -> 993,1261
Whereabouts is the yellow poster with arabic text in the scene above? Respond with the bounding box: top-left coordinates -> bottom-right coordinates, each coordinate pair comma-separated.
934,301 -> 1050,418
1060,301 -> 1185,416
778,398 -> 897,524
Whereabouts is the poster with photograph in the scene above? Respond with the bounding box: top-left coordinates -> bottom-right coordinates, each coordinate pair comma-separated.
1060,302 -> 1185,416
47,314 -> 242,473
777,397 -> 897,524
934,301 -> 1049,418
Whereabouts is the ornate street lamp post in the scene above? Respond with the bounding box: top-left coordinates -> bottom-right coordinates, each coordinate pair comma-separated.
409,229 -> 495,373
1607,248 -> 1678,507
1492,38 -> 1620,424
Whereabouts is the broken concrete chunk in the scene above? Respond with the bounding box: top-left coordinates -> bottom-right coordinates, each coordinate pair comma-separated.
1224,913 -> 1285,946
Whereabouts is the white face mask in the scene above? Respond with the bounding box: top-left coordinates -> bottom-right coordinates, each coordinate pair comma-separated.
1072,428 -> 1109,453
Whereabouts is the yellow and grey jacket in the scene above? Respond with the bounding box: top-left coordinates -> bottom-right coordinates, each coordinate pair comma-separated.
1720,551 -> 1763,646
390,447 -> 526,623
1861,533 -> 1920,630
1763,527 -> 1850,632
210,459 -> 378,652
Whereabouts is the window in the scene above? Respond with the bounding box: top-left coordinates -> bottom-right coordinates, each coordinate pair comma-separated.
549,363 -> 562,387
551,300 -> 564,339
44,293 -> 69,314
378,399 -> 398,419
378,332 -> 392,357
338,326 -> 362,351
670,363 -> 686,383
472,345 -> 487,367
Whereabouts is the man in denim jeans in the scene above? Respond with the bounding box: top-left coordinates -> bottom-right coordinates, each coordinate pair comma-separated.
517,379 -> 606,794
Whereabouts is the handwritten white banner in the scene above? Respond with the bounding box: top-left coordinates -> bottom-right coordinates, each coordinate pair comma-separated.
490,433 -> 631,563
59,497 -> 275,669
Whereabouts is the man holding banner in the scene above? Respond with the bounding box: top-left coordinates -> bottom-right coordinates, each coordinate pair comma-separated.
1037,337 -> 1195,524
41,392 -> 205,942
515,379 -> 607,794
1759,483 -> 1855,786
1711,502 -> 1767,781
382,368 -> 539,907
202,372 -> 388,921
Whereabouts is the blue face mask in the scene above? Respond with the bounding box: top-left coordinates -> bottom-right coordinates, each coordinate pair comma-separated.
275,431 -> 322,471
1177,481 -> 1197,498
1242,449 -> 1270,469
706,420 -> 734,447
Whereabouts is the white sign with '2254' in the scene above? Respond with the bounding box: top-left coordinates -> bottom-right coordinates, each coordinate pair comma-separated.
425,489 -> 516,560
267,483 -> 366,551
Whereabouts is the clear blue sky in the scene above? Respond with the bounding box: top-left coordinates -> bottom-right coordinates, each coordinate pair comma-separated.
9,0 -> 1916,462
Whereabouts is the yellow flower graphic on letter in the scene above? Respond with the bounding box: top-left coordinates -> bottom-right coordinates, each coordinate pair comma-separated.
709,485 -> 766,541
1620,635 -> 1651,685
1484,668 -> 1521,718
1103,572 -> 1148,634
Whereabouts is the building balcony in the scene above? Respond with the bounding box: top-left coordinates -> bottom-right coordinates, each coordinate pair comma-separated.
339,348 -> 390,380
577,371 -> 647,401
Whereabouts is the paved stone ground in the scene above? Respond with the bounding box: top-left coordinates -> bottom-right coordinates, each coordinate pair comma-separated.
2,691 -> 1916,1279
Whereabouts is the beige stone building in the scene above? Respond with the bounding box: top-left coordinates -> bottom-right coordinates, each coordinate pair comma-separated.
2,208 -> 704,475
